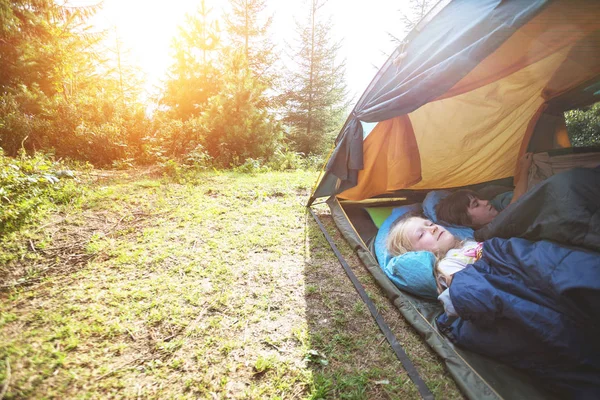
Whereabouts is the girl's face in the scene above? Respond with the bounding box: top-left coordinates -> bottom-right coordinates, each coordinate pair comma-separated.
404,217 -> 459,255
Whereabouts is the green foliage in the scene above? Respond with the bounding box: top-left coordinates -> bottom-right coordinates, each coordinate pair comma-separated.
184,144 -> 212,170
146,117 -> 207,161
565,102 -> 600,147
0,86 -> 50,153
160,0 -> 222,120
309,373 -> 333,399
233,158 -> 269,174
160,159 -> 184,180
0,88 -> 150,166
158,2 -> 284,168
0,0 -> 337,172
280,0 -> 349,157
0,0 -> 102,96
0,1 -> 149,167
267,148 -> 305,171
253,355 -> 276,373
224,0 -> 277,90
302,154 -> 327,171
0,150 -> 81,235
200,49 -> 282,167
266,148 -> 325,171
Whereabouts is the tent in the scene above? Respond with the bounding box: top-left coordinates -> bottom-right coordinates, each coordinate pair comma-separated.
308,0 -> 600,399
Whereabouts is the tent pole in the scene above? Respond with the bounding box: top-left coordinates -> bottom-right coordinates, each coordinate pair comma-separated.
307,206 -> 434,400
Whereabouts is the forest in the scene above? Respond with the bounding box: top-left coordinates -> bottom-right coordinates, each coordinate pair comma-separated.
0,0 -> 351,167
0,0 -> 361,235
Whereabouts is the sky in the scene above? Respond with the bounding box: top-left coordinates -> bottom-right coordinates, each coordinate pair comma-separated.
76,0 -> 414,102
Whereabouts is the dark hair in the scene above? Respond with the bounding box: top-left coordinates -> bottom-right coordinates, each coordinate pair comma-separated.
435,189 -> 479,227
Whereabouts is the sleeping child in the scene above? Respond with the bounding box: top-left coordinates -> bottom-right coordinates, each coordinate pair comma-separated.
434,152 -> 533,229
386,212 -> 600,399
435,165 -> 600,252
387,212 -> 479,298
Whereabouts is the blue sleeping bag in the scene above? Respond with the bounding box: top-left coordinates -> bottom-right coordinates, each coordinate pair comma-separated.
438,237 -> 600,399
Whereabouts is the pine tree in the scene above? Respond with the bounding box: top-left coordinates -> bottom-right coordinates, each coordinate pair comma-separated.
281,0 -> 348,156
200,48 -> 280,166
0,0 -> 101,97
101,27 -> 144,106
388,0 -> 436,45
224,0 -> 276,89
0,0 -> 149,164
160,0 -> 222,120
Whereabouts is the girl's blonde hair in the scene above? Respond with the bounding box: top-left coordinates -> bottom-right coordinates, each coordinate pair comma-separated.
385,211 -> 461,294
386,211 -> 422,257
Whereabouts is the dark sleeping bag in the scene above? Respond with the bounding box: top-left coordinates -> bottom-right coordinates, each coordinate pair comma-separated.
474,167 -> 600,252
437,237 -> 600,399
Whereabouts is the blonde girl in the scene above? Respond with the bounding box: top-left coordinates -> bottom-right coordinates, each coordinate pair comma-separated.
386,212 -> 482,294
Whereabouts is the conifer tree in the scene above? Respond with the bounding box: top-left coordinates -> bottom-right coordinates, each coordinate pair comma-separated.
200,48 -> 280,166
161,0 -> 222,120
0,0 -> 101,97
0,1 -> 149,164
388,0 -> 436,45
224,0 -> 276,88
281,0 -> 348,156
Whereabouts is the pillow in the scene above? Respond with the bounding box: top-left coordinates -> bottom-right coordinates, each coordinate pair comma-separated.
422,190 -> 474,240
422,190 -> 451,223
374,203 -> 439,299
365,206 -> 395,228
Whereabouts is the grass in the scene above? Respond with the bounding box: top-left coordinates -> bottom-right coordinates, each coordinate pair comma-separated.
0,168 -> 464,399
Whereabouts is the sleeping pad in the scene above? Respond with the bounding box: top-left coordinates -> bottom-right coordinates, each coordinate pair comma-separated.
437,237 -> 600,399
474,167 -> 600,252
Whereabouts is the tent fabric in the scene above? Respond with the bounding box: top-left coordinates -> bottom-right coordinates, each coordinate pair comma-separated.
527,112 -> 571,152
338,116 -> 421,200
326,197 -> 555,400
319,0 -> 549,198
339,47 -> 571,199
408,47 -> 570,190
314,0 -> 600,202
436,1 -> 600,101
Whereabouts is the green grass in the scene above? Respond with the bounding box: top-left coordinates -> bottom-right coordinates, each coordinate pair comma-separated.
0,169 -> 463,399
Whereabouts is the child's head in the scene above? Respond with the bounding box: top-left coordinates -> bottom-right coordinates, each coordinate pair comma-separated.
386,212 -> 460,257
435,189 -> 499,229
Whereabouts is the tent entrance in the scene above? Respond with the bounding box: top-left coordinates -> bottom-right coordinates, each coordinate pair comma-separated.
322,197 -> 555,400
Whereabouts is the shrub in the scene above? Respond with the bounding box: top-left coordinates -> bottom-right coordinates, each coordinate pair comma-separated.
301,154 -> 327,171
184,144 -> 212,170
0,150 -> 82,235
233,158 -> 269,174
146,117 -> 207,161
267,148 -> 304,171
565,102 -> 600,147
0,88 -> 50,155
200,50 -> 283,167
0,87 -> 151,167
159,159 -> 183,179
